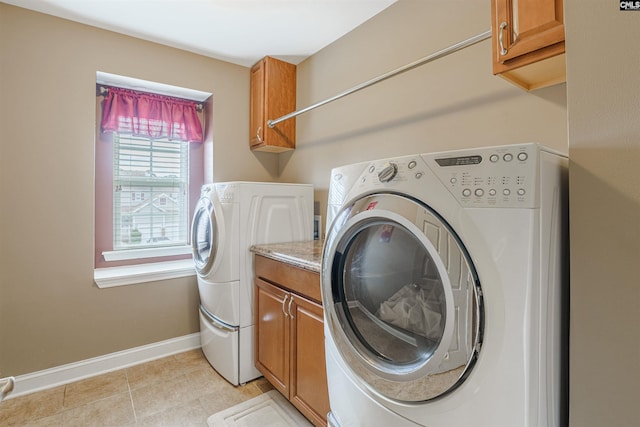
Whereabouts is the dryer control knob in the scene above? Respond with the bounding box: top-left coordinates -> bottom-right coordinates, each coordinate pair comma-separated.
378,162 -> 398,183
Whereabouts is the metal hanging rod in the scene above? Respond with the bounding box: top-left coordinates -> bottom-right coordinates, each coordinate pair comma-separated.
267,29 -> 492,129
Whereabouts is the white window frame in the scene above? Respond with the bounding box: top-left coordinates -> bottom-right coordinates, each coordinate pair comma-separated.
94,72 -> 212,287
107,134 -> 190,260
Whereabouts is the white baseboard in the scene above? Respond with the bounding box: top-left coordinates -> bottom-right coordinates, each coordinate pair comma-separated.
9,332 -> 201,399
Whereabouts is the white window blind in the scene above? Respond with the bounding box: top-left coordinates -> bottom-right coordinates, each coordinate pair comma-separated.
113,134 -> 189,251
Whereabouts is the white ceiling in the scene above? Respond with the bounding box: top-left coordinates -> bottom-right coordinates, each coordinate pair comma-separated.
2,0 -> 397,67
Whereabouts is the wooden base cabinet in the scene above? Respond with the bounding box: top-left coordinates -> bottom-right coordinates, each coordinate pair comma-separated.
254,255 -> 330,427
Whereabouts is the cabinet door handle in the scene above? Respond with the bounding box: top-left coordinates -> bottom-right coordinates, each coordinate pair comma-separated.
282,294 -> 289,318
256,126 -> 263,144
288,296 -> 294,319
499,22 -> 508,55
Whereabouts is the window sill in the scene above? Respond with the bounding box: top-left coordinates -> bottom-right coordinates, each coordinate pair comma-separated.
102,245 -> 192,262
94,259 -> 195,288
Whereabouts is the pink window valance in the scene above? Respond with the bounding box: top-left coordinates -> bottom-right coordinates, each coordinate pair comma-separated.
101,86 -> 203,143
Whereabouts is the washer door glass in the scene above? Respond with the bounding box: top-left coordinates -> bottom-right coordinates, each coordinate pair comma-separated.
323,193 -> 483,402
191,198 -> 217,274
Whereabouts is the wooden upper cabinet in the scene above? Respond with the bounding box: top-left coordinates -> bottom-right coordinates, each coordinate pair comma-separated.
250,56 -> 296,152
491,0 -> 566,90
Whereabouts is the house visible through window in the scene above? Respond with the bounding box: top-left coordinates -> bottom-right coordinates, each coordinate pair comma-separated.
113,134 -> 189,249
95,72 -> 211,269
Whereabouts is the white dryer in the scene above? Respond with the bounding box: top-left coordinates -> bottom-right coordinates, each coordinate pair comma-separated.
322,143 -> 568,427
192,182 -> 313,385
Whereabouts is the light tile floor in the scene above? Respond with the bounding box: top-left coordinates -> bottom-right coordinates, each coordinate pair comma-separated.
0,349 -> 274,426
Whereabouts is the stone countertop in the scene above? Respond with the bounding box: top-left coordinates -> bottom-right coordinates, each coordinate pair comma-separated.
250,240 -> 323,273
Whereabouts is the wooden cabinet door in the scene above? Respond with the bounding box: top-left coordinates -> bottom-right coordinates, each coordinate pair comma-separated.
249,59 -> 265,149
249,56 -> 296,152
255,278 -> 290,395
492,0 -> 565,90
290,295 -> 330,426
493,0 -> 564,65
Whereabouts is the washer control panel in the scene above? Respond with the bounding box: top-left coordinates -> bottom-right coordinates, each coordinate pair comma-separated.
424,144 -> 539,208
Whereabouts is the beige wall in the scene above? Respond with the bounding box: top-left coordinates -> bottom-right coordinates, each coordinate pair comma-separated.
565,1 -> 640,426
0,4 -> 280,376
279,0 -> 568,221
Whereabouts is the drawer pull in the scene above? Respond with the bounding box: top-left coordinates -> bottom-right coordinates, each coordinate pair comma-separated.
288,296 -> 295,319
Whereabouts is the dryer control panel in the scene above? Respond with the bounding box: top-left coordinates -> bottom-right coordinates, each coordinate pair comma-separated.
423,143 -> 540,208
332,143 -> 557,209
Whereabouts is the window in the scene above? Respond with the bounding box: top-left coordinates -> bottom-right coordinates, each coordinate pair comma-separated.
113,135 -> 189,250
94,72 -> 211,275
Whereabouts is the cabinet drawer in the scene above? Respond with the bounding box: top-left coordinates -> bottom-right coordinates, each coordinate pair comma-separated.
255,255 -> 321,303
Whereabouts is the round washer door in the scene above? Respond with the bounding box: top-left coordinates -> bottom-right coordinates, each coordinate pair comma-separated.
322,192 -> 483,402
191,196 -> 219,276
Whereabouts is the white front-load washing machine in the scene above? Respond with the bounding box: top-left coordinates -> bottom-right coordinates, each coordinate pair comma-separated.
322,143 -> 568,427
192,182 -> 313,385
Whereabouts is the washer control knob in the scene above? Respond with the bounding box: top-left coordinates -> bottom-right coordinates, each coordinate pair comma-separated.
408,160 -> 417,169
518,152 -> 528,161
503,153 -> 513,162
474,188 -> 484,197
462,188 -> 472,197
378,162 -> 399,183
